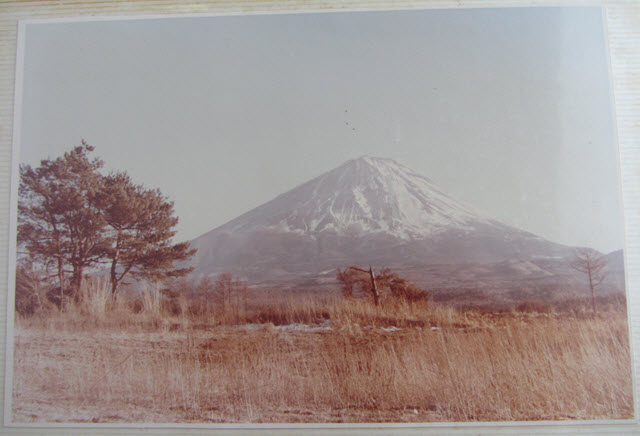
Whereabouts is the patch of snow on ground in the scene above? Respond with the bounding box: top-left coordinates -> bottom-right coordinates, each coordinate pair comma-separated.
275,321 -> 332,332
239,321 -> 333,332
243,323 -> 267,330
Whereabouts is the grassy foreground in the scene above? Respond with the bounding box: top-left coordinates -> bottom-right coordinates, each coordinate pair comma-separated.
11,283 -> 634,423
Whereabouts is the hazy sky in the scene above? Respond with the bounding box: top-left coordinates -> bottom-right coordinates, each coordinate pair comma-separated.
18,7 -> 624,253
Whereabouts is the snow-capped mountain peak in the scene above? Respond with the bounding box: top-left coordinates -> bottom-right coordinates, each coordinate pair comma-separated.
219,156 -> 489,240
191,156 -> 575,281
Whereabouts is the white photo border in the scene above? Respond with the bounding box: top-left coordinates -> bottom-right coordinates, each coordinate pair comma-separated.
1,1 -> 638,434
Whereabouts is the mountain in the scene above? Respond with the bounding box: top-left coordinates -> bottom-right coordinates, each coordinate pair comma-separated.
603,249 -> 626,289
189,156 -> 576,284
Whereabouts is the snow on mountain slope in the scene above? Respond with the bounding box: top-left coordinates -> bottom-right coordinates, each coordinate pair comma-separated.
215,156 -> 492,239
190,156 -> 574,281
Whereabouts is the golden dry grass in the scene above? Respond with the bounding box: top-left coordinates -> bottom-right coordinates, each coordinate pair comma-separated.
10,280 -> 634,423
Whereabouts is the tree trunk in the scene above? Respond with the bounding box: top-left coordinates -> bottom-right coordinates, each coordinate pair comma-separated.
588,270 -> 596,318
368,266 -> 380,306
71,265 -> 84,299
110,248 -> 120,295
349,266 -> 381,306
56,256 -> 65,303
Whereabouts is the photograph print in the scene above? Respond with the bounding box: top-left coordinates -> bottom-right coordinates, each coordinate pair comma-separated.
8,6 -> 634,425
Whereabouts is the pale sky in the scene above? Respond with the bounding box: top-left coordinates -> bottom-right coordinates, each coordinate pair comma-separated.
17,7 -> 624,253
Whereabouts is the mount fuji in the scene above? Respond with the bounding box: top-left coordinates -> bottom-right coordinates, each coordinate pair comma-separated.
189,156 -> 577,285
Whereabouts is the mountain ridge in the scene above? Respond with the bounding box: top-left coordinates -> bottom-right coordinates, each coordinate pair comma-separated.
189,156 -> 578,282
206,156 -> 515,239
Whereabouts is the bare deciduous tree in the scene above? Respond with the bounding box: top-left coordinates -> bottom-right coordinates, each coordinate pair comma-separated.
15,261 -> 47,315
214,272 -> 248,315
570,248 -> 607,317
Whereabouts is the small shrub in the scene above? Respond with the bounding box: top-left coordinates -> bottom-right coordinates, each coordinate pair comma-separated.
516,300 -> 552,313
161,299 -> 182,316
130,299 -> 144,314
187,298 -> 209,317
15,266 -> 46,316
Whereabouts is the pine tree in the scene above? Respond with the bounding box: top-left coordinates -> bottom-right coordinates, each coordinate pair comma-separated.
18,141 -> 109,301
18,142 -> 197,299
97,172 -> 196,295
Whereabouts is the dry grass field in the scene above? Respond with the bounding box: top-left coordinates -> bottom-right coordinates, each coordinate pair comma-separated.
11,282 -> 634,424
